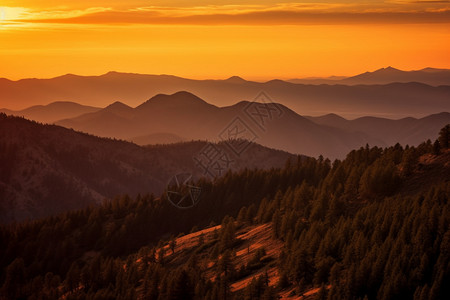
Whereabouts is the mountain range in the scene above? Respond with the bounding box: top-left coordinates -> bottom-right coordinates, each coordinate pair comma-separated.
51,91 -> 449,159
288,66 -> 450,86
1,68 -> 449,298
0,113 -> 294,223
1,67 -> 449,118
1,91 -> 448,159
305,112 -> 450,146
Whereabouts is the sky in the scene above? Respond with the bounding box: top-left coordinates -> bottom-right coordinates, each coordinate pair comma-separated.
0,1 -> 449,80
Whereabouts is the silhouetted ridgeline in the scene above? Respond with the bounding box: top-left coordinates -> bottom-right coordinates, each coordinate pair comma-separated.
1,69 -> 450,117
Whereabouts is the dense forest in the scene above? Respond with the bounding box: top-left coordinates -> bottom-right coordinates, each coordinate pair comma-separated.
0,125 -> 449,299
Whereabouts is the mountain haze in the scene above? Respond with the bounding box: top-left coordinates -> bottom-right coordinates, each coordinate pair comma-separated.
289,67 -> 450,86
56,92 -> 450,159
306,112 -> 450,146
341,66 -> 450,86
1,69 -> 449,118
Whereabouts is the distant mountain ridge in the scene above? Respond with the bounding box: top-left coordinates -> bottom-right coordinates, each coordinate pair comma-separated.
0,101 -> 101,124
1,68 -> 449,118
1,91 -> 448,159
54,92 -> 370,159
306,112 -> 450,146
341,66 -> 450,86
54,91 -> 450,159
288,66 -> 450,86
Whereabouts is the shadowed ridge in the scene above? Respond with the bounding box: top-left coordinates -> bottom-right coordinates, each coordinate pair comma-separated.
308,113 -> 348,121
0,101 -> 101,124
418,111 -> 450,120
136,91 -> 217,109
420,67 -> 447,73
263,79 -> 292,85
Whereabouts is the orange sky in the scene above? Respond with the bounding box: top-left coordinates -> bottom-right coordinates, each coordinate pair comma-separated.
0,1 -> 449,80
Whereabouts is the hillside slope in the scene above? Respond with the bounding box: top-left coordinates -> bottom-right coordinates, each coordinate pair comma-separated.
0,140 -> 448,300
0,114 -> 294,222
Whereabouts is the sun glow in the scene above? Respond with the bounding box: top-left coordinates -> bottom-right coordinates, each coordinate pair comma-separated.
0,6 -> 30,29
0,6 -> 27,21
0,1 -> 449,80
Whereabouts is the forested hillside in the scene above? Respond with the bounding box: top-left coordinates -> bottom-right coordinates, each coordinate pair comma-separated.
0,113 -> 293,223
1,126 -> 449,299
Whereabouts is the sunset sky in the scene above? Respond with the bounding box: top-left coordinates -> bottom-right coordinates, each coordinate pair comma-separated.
0,0 -> 449,80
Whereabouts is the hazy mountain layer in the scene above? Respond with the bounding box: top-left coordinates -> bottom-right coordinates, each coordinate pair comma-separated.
56,92 -> 450,159
0,101 -> 100,124
288,66 -> 450,86
1,69 -> 449,118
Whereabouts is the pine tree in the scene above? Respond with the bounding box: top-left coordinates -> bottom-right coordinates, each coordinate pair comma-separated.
438,124 -> 450,149
433,140 -> 441,155
65,262 -> 81,292
168,269 -> 193,300
271,210 -> 281,238
1,258 -> 26,299
317,283 -> 328,300
217,250 -> 234,278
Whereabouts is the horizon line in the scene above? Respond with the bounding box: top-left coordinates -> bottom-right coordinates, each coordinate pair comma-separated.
1,65 -> 449,82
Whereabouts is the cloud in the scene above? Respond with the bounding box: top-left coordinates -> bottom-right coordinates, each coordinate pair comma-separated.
6,2 -> 450,26
16,7 -> 450,25
17,7 -> 112,20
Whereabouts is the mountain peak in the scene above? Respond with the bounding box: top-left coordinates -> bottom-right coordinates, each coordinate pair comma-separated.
225,76 -> 246,83
106,101 -> 131,109
172,91 -> 202,98
378,66 -> 401,73
103,102 -> 133,116
322,113 -> 348,120
138,91 -> 212,109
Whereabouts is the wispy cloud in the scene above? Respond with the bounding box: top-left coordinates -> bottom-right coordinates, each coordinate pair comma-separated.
4,2 -> 450,26
14,7 -> 450,25
15,7 -> 112,20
